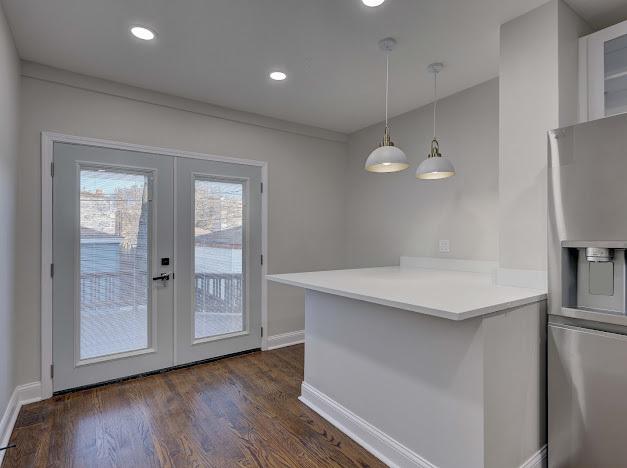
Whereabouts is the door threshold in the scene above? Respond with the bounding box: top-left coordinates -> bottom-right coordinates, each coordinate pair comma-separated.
53,347 -> 261,396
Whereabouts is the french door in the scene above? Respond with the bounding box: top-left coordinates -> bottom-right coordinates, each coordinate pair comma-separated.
52,142 -> 261,392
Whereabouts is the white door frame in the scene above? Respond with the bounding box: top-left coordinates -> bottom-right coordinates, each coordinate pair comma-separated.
41,131 -> 269,399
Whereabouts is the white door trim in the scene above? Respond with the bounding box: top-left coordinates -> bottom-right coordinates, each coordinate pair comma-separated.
41,131 -> 269,399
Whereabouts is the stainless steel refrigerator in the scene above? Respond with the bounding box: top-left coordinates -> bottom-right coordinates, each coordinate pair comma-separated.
548,112 -> 627,467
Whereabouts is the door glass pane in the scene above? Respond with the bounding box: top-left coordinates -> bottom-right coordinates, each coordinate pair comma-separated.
79,168 -> 151,360
605,34 -> 627,117
194,178 -> 245,339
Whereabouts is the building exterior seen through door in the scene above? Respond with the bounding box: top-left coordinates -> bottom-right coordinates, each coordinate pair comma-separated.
52,142 -> 262,392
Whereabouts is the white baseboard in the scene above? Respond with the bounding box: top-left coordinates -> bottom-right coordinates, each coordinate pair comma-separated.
266,330 -> 304,350
0,382 -> 42,465
299,381 -> 437,468
520,445 -> 547,468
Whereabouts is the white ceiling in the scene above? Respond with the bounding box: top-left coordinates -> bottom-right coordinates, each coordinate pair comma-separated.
567,0 -> 627,29
2,0 -> 624,133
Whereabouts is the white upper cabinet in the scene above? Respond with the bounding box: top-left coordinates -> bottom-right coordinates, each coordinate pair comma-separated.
580,20 -> 627,122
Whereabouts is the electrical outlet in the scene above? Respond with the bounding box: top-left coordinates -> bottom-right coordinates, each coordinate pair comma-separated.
439,239 -> 450,253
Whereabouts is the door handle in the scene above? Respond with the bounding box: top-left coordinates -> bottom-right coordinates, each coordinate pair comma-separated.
152,272 -> 173,281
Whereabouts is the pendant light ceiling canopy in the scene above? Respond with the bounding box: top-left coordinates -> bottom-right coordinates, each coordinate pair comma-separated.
365,37 -> 409,173
416,63 -> 456,180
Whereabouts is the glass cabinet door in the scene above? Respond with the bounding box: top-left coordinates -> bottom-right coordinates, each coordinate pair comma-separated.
604,33 -> 627,117
582,21 -> 627,121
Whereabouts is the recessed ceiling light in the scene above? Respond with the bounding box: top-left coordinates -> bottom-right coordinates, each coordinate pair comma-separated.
130,26 -> 156,41
269,71 -> 287,81
362,0 -> 385,7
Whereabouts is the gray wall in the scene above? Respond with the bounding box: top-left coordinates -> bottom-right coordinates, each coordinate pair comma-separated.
499,0 -> 590,272
346,78 -> 499,267
16,64 -> 348,386
0,3 -> 19,415
16,65 -> 502,389
491,2 -> 589,465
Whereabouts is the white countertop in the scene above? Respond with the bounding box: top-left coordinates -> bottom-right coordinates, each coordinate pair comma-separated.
267,267 -> 547,320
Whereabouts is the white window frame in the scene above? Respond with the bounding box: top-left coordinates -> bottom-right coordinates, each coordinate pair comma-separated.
74,163 -> 158,366
190,173 -> 250,345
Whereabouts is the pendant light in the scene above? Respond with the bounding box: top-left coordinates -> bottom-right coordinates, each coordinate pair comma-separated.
365,38 -> 409,173
416,63 -> 455,180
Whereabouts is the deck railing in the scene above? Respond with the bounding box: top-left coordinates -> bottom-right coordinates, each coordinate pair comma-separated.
80,272 -> 145,308
80,271 -> 242,314
195,273 -> 242,314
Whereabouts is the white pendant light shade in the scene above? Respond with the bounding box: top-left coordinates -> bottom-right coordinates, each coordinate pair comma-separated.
365,38 -> 408,174
416,138 -> 455,179
366,143 -> 409,173
416,153 -> 455,179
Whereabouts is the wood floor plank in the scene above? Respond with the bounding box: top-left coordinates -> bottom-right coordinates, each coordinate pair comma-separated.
2,345 -> 385,468
225,354 -> 379,468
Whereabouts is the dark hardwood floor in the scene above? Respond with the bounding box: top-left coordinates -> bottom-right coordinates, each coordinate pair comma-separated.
2,345 -> 385,468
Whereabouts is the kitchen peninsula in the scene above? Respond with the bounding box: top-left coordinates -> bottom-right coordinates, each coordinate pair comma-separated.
267,257 -> 547,468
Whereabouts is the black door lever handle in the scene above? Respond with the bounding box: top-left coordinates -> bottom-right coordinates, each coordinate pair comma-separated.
152,272 -> 172,281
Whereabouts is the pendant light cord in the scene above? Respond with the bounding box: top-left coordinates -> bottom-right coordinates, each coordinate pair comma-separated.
433,69 -> 438,139
385,52 -> 389,130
